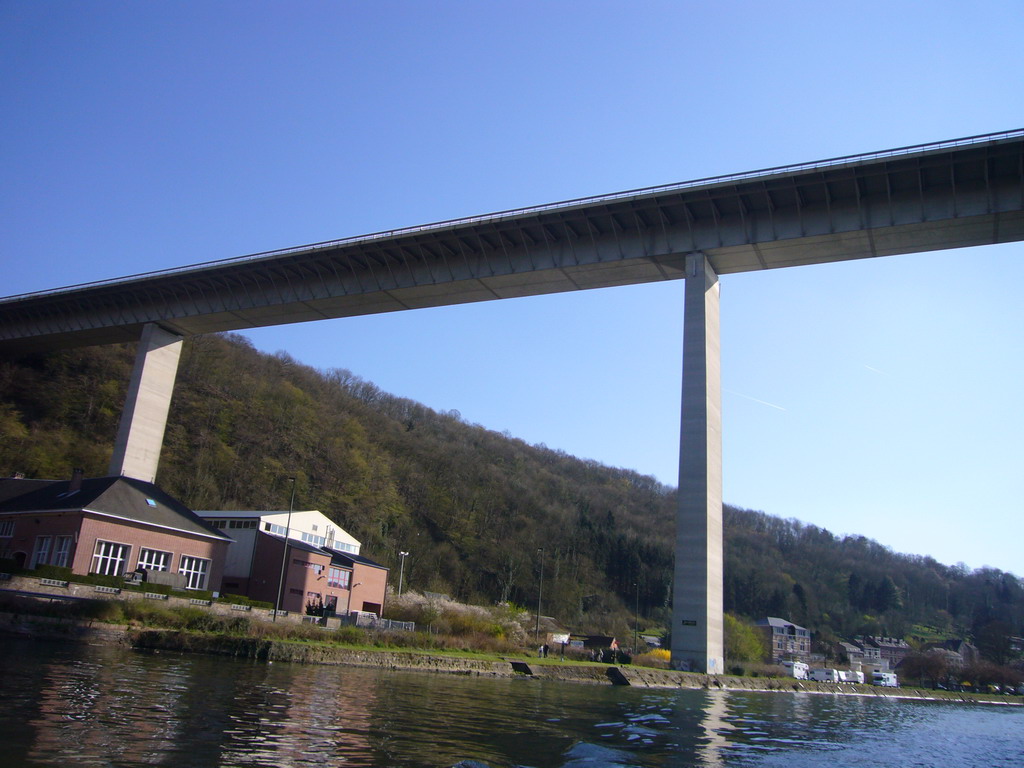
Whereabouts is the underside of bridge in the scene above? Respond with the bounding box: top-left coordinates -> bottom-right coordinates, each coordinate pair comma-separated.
2,130 -> 1022,672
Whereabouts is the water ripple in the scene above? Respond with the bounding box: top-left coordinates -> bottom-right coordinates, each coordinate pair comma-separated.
2,640 -> 1022,767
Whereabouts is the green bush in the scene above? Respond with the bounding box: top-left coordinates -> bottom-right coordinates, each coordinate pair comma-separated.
217,593 -> 273,609
78,572 -> 127,588
31,565 -> 74,581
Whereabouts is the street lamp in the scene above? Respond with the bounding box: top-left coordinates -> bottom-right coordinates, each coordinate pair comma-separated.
633,581 -> 640,654
534,547 -> 544,641
273,477 -> 297,622
398,551 -> 409,595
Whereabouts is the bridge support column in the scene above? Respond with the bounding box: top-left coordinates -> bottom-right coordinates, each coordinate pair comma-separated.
671,253 -> 724,674
108,323 -> 183,483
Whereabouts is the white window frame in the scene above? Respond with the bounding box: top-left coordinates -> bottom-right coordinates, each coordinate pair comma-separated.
92,540 -> 131,576
178,555 -> 210,590
0,520 -> 14,537
138,548 -> 172,572
31,536 -> 53,568
52,535 -> 73,568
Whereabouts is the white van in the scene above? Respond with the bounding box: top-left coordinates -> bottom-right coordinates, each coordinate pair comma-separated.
840,670 -> 865,684
810,668 -> 841,683
872,672 -> 898,687
780,661 -> 809,680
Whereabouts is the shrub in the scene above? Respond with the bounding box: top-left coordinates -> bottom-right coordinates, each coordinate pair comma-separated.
633,648 -> 671,669
31,565 -> 74,581
218,593 -> 273,609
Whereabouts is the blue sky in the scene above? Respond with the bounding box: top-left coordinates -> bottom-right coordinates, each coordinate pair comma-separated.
2,2 -> 1022,576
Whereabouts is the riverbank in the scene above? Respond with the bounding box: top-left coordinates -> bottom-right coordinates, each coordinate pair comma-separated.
4,611 -> 1020,706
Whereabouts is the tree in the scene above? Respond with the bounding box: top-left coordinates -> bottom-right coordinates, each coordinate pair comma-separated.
899,650 -> 948,689
975,621 -> 1015,666
874,576 -> 903,613
724,614 -> 766,663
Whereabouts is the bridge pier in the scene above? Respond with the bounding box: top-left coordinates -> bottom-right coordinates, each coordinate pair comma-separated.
108,323 -> 183,483
671,253 -> 724,674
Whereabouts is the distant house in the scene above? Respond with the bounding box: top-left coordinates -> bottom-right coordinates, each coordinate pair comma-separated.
936,638 -> 979,667
0,472 -> 230,591
862,636 -> 912,670
195,509 -> 387,616
853,636 -> 884,667
568,634 -> 619,651
837,641 -> 865,666
756,617 -> 811,663
918,645 -> 966,671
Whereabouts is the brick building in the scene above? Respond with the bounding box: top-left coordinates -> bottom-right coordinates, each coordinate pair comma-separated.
756,616 -> 811,663
0,473 -> 230,591
195,509 -> 388,616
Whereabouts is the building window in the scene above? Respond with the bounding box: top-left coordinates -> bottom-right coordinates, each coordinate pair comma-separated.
300,531 -> 326,547
292,558 -> 324,574
0,520 -> 14,537
327,567 -> 350,589
53,536 -> 73,568
178,556 -> 210,590
92,540 -> 131,576
138,549 -> 172,572
31,536 -> 52,568
229,519 -> 257,529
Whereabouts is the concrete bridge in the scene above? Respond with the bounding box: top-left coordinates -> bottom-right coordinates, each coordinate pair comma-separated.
2,129 -> 1023,673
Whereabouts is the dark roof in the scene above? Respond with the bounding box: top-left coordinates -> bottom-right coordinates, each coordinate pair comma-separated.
0,477 -> 53,503
261,531 -> 327,557
325,548 -> 388,571
0,475 -> 231,542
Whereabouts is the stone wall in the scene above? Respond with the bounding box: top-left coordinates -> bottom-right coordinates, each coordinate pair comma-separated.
0,573 -> 307,624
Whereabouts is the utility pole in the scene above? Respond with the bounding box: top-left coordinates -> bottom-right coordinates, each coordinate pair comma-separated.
273,477 -> 297,622
534,547 -> 544,641
398,551 -> 409,595
634,581 -> 640,654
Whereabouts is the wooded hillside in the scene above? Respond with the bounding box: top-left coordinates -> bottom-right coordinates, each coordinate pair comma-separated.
2,334 -> 1021,646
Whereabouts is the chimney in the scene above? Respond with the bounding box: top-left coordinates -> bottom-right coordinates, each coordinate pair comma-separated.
69,468 -> 84,492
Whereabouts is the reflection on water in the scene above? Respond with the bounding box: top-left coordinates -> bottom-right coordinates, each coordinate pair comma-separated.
1,638 -> 1021,767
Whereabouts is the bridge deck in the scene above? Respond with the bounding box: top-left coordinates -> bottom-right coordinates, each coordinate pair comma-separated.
1,129 -> 1022,353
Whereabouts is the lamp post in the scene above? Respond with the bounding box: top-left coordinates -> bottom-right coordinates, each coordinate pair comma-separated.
534,547 -> 544,641
633,581 -> 640,654
273,477 -> 297,622
398,551 -> 409,596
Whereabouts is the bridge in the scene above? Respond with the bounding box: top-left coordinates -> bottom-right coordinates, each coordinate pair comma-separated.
2,129 -> 1023,673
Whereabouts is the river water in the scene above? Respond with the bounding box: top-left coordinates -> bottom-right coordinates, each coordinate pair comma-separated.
0,638 -> 1021,768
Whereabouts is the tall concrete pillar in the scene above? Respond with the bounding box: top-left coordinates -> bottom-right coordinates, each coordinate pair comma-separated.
108,323 -> 183,483
671,253 -> 724,674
